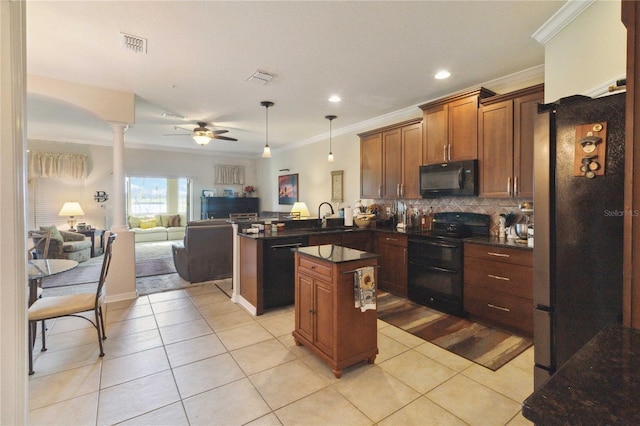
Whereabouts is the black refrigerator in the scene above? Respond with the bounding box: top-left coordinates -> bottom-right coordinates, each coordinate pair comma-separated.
532,93 -> 625,389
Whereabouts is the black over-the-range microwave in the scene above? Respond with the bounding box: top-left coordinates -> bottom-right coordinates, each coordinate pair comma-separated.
419,159 -> 478,198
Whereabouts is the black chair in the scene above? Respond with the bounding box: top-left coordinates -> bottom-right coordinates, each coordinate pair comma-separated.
28,233 -> 116,375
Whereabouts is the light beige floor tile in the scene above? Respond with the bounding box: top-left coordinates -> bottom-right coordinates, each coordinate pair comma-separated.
104,315 -> 158,339
509,345 -> 535,373
119,401 -> 189,426
105,303 -> 153,324
277,333 -> 314,359
376,332 -> 411,362
205,308 -> 256,332
298,352 -> 372,384
158,318 -> 213,345
245,412 -> 283,426
255,305 -> 294,321
165,333 -> 227,368
29,363 -> 101,410
231,338 -> 297,375
189,291 -> 230,308
275,387 -> 373,425
197,298 -> 246,318
377,318 -> 391,330
378,324 -> 427,348
107,296 -> 149,311
414,341 -> 474,372
147,289 -> 187,303
28,391 -> 98,426
173,352 -> 246,398
48,314 -> 93,334
426,374 -> 522,426
378,395 -> 467,426
29,342 -> 102,377
379,349 -> 457,393
150,297 -> 195,314
102,329 -> 163,360
333,366 -> 420,422
184,282 -> 223,297
462,363 -> 534,403
183,378 -> 271,425
249,359 -> 328,410
256,311 -> 295,338
217,322 -> 273,351
97,370 -> 180,425
154,305 -> 203,328
507,410 -> 534,426
100,346 -> 170,389
38,326 -> 100,353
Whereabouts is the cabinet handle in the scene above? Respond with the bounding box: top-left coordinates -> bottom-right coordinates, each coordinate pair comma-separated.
309,309 -> 316,314
378,185 -> 382,197
488,274 -> 510,281
447,144 -> 451,162
404,248 -> 407,265
488,303 -> 510,312
487,252 -> 510,258
507,177 -> 512,196
385,237 -> 398,241
396,184 -> 400,197
443,144 -> 447,162
400,184 -> 404,197
514,176 -> 519,196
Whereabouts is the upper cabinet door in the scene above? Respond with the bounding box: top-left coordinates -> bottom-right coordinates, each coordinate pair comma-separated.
401,122 -> 423,198
382,128 -> 402,199
360,133 -> 383,198
448,94 -> 480,162
423,104 -> 448,164
513,90 -> 544,198
478,100 -> 514,197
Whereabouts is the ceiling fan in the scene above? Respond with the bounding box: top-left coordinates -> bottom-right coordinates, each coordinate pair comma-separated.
164,122 -> 238,145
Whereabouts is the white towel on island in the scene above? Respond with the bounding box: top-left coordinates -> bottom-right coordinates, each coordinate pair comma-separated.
354,266 -> 376,312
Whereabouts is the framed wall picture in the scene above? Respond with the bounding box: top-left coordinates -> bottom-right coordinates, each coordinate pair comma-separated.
331,170 -> 344,203
278,173 -> 299,205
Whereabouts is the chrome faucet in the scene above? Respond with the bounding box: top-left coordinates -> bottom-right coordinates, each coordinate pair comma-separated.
318,202 -> 335,228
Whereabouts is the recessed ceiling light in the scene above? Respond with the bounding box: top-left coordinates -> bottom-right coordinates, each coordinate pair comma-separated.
328,95 -> 341,103
435,70 -> 451,80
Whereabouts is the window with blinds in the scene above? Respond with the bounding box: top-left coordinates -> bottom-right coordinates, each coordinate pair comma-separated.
33,178 -> 86,228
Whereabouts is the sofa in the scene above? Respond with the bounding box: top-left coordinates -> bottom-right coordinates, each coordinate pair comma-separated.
172,219 -> 233,283
128,214 -> 186,242
36,226 -> 92,263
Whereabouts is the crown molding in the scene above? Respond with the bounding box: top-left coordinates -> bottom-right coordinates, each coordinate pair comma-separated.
532,0 -> 595,45
584,73 -> 627,98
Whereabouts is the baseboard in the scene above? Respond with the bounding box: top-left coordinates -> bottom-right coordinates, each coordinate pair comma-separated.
106,291 -> 138,304
236,295 -> 258,316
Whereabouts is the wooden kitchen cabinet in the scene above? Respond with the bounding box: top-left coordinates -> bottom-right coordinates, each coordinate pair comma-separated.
293,247 -> 379,378
463,242 -> 533,336
308,231 -> 372,253
375,232 -> 408,297
478,84 -> 543,198
420,87 -> 495,165
359,118 -> 422,199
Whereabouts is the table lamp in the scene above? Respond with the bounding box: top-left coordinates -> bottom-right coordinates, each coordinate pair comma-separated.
59,202 -> 85,230
290,202 -> 310,219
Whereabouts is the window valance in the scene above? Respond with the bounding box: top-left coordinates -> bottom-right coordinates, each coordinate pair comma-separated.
28,151 -> 88,180
213,164 -> 245,185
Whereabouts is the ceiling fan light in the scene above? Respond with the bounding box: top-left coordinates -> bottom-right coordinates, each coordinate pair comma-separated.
262,145 -> 272,158
193,134 -> 212,145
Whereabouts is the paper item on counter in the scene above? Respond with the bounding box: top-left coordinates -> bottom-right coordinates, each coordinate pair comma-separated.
354,266 -> 376,312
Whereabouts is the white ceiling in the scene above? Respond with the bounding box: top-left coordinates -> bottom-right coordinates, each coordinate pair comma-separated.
26,1 -> 565,157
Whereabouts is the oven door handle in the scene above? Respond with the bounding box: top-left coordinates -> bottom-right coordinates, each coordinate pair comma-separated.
408,261 -> 457,274
409,240 -> 458,249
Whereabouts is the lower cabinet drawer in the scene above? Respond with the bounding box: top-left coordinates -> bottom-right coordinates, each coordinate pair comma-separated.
298,256 -> 333,280
464,257 -> 532,299
464,284 -> 533,335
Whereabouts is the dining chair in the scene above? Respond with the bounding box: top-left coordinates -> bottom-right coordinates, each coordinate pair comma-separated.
28,233 -> 116,375
28,230 -> 51,260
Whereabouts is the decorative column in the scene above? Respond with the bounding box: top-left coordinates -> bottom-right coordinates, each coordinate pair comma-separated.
110,122 -> 128,231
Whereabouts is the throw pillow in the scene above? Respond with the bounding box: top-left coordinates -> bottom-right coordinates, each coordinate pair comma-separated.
128,215 -> 141,228
39,225 -> 63,242
160,214 -> 172,227
139,218 -> 158,229
168,215 -> 181,227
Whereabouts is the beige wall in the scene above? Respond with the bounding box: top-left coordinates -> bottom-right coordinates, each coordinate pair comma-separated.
544,0 -> 626,102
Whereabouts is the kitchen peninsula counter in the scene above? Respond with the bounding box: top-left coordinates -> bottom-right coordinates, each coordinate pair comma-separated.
522,325 -> 640,425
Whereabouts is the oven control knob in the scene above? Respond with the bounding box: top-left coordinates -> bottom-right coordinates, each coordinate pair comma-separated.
429,297 -> 435,302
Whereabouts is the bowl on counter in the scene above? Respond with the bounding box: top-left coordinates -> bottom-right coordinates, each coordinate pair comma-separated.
354,214 -> 375,228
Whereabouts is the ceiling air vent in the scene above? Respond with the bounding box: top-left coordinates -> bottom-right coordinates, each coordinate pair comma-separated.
120,33 -> 147,54
246,69 -> 277,85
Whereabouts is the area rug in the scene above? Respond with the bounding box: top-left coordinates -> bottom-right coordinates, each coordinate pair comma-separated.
42,257 -> 177,288
377,292 -> 532,371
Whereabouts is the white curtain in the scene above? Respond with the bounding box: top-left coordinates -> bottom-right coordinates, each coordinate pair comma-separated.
213,164 -> 245,185
28,151 -> 88,180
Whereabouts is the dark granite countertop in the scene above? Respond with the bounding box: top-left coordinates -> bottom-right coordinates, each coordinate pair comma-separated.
464,236 -> 533,251
293,244 -> 379,264
522,325 -> 640,425
237,226 -> 371,240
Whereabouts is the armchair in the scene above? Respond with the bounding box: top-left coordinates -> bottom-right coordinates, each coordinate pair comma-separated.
39,228 -> 92,263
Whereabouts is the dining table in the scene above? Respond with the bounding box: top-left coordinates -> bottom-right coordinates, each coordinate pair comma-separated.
27,259 -> 78,305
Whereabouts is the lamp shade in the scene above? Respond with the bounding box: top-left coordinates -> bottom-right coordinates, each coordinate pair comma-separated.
58,202 -> 85,217
290,202 -> 310,218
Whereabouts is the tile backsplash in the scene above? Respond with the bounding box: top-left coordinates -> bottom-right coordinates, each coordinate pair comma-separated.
367,197 -> 533,236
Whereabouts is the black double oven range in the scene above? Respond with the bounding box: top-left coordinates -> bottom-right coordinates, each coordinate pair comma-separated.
407,212 -> 490,316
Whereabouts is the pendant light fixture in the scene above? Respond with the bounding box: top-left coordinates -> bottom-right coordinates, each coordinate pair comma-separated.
325,115 -> 336,163
261,101 -> 274,158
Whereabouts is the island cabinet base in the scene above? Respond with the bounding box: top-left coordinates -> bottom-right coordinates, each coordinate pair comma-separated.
292,249 -> 379,378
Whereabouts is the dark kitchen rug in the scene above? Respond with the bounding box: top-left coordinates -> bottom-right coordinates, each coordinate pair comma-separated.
377,292 -> 532,371
42,257 -> 177,288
